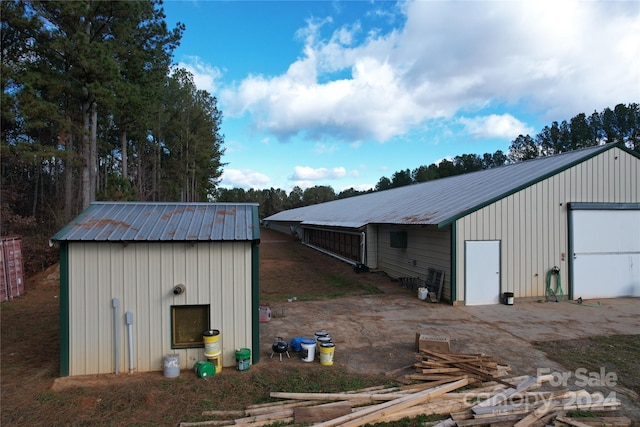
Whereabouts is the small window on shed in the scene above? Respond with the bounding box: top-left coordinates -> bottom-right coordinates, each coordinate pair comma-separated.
390,231 -> 407,248
171,305 -> 210,349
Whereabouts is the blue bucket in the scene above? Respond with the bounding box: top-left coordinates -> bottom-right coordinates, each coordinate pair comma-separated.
289,337 -> 306,352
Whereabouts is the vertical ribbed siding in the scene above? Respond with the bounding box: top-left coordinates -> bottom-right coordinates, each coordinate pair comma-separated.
376,225 -> 451,301
67,241 -> 253,376
455,147 -> 640,303
365,224 -> 378,269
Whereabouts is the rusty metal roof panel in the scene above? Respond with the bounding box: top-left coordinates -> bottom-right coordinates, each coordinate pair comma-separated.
51,202 -> 260,242
265,145 -> 616,228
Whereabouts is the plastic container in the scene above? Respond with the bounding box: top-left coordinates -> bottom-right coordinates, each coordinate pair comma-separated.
163,354 -> 180,378
207,353 -> 222,373
418,287 -> 428,300
319,342 -> 335,366
193,360 -> 216,378
289,337 -> 305,352
301,339 -> 316,362
259,306 -> 271,322
235,348 -> 251,371
203,329 -> 221,357
503,292 -> 514,305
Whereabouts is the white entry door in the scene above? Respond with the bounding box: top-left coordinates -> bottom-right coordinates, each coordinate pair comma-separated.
465,240 -> 501,305
572,208 -> 640,298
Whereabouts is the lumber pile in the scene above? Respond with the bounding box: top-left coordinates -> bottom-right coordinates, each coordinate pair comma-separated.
178,350 -> 625,427
405,349 -> 512,386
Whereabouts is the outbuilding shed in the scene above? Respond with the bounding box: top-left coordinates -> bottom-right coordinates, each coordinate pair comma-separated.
264,144 -> 640,305
50,202 -> 260,377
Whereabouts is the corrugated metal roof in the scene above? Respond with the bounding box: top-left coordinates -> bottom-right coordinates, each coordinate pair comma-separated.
265,144 -> 620,228
51,202 -> 260,242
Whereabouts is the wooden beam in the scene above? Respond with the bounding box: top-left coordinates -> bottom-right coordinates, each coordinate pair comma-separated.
312,378 -> 470,427
554,416 -> 597,427
294,403 -> 352,423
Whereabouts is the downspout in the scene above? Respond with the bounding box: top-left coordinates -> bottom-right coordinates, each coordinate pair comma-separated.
125,311 -> 134,374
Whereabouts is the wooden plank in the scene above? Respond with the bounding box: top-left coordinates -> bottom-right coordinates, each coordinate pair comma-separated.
419,350 -> 514,387
312,378 -> 470,427
245,400 -> 323,416
179,421 -> 234,427
233,417 -> 294,427
556,417 -> 632,427
294,403 -> 352,423
554,416 -> 597,427
513,399 -> 558,426
269,391 -> 416,401
472,376 -> 540,412
419,367 -> 466,374
432,419 -> 457,427
456,414 -> 524,426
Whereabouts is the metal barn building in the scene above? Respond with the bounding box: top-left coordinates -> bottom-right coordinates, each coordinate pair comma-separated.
264,144 -> 640,305
50,202 -> 260,376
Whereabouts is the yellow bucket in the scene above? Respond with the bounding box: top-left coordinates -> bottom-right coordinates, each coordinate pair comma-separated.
207,353 -> 222,373
319,342 -> 335,366
203,330 -> 221,357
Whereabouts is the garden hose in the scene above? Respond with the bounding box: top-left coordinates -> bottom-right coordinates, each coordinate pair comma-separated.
570,296 -> 601,307
545,266 -> 565,302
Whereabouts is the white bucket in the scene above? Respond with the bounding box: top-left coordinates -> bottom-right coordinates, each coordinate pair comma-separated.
301,339 -> 316,362
418,287 -> 428,300
163,354 -> 180,378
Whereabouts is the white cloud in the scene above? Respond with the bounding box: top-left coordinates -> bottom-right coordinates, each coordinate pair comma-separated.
177,56 -> 223,94
219,1 -> 638,143
459,114 -> 535,140
221,169 -> 270,189
291,166 -> 347,181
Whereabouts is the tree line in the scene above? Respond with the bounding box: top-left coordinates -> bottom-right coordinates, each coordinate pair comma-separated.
1,0 -> 224,271
1,2 -> 638,273
218,103 -> 639,218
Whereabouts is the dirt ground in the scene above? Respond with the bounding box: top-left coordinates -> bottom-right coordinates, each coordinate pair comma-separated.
1,226 -> 638,425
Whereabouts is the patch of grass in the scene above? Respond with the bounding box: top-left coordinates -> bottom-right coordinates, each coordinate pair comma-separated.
533,334 -> 640,395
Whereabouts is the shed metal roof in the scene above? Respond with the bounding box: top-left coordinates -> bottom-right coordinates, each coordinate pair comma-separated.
265,144 -> 626,229
51,202 -> 260,242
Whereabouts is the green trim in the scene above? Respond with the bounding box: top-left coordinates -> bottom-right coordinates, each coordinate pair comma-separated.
251,240 -> 260,364
59,243 -> 70,377
450,223 -> 457,303
251,205 -> 261,240
569,202 -> 640,211
438,143 -> 618,229
567,209 -> 574,301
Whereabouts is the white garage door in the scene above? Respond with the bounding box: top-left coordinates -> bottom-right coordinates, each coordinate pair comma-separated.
571,208 -> 640,299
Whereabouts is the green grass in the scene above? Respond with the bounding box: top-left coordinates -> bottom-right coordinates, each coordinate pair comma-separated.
533,334 -> 640,395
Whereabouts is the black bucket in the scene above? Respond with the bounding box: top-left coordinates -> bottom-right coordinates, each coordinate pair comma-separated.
503,292 -> 514,305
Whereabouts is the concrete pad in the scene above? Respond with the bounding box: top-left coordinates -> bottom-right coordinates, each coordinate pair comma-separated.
259,287 -> 639,378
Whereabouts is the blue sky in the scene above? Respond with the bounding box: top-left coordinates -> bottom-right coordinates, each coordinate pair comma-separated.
162,0 -> 639,193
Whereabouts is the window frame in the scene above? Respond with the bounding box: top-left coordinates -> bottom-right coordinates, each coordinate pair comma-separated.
170,304 -> 211,349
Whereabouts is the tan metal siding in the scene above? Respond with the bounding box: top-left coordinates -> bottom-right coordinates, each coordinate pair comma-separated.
67,241 -> 253,376
376,225 -> 451,300
455,147 -> 640,303
365,224 -> 378,269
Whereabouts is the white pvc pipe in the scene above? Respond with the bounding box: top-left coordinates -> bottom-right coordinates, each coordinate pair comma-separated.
112,298 -> 119,375
125,311 -> 134,374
